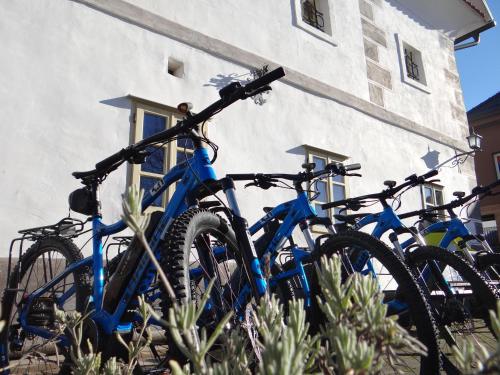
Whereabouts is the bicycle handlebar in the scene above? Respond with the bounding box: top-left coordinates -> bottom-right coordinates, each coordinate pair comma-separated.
321,169 -> 439,210
399,178 -> 500,220
228,163 -> 361,187
77,67 -> 286,180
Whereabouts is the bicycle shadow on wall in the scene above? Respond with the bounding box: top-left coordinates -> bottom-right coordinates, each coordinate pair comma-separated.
204,66 -> 271,105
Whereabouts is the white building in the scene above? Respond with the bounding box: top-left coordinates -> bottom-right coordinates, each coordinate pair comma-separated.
0,0 -> 495,255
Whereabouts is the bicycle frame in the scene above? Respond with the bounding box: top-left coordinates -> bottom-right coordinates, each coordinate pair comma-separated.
246,191 -> 317,307
353,205 -> 458,309
400,217 -> 495,264
20,146 -> 218,337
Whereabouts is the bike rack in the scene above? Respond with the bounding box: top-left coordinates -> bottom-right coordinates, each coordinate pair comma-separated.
105,235 -> 133,266
4,217 -> 88,292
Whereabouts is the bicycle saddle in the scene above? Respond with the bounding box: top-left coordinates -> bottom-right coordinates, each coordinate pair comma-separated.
72,170 -> 97,180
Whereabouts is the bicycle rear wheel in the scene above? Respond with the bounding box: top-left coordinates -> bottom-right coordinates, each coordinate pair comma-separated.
0,237 -> 88,375
407,245 -> 498,372
317,231 -> 440,375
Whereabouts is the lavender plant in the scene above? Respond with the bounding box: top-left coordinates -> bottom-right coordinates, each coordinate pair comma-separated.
54,296 -> 153,375
52,186 -> 470,375
453,300 -> 500,374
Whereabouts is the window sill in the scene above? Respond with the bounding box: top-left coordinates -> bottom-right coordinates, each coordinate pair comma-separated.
295,20 -> 337,46
402,76 -> 431,94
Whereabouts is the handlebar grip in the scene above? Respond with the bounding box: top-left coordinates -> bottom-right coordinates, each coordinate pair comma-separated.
227,174 -> 257,181
422,169 -> 439,179
404,173 -> 417,182
95,148 -> 128,171
487,179 -> 500,191
345,163 -> 361,171
244,67 -> 285,92
472,185 -> 488,195
321,199 -> 348,210
398,210 -> 422,219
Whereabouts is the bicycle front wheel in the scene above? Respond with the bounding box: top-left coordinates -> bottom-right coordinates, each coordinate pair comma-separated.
159,208 -> 242,364
407,245 -> 498,372
318,231 -> 440,375
476,252 -> 500,288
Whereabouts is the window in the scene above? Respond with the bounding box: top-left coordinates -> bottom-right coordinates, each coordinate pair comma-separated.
395,34 -> 430,93
302,0 -> 326,32
403,44 -> 425,84
130,101 -> 192,211
494,152 -> 500,180
422,184 -> 444,216
293,0 -> 336,45
306,149 -> 348,226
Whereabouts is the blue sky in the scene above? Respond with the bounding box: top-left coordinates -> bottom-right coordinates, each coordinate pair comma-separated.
456,1 -> 500,111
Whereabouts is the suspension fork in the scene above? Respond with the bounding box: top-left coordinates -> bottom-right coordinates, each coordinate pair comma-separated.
222,178 -> 267,299
194,234 -> 224,317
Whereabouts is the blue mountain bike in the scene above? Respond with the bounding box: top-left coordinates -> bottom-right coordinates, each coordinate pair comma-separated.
164,162 -> 440,374
324,171 -> 498,372
398,179 -> 500,280
0,67 -> 286,374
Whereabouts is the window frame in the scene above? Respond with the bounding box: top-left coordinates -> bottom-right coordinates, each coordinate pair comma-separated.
493,152 -> 500,180
293,0 -> 337,46
395,33 -> 431,94
421,183 -> 445,217
305,147 -> 349,231
130,100 -> 187,212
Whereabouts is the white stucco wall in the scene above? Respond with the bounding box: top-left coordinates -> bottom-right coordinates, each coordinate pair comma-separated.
0,0 -> 475,256
127,0 -> 466,137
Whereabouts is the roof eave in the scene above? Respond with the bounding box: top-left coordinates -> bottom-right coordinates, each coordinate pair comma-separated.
454,19 -> 496,44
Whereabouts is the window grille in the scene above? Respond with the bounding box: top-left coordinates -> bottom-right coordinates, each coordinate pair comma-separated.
404,48 -> 420,81
301,0 -> 325,32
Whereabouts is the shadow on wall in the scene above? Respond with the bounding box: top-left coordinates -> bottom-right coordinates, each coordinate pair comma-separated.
421,146 -> 441,169
385,0 -> 431,30
100,96 -> 132,110
98,96 -> 135,180
286,145 -> 306,157
204,66 -> 271,106
204,72 -> 252,91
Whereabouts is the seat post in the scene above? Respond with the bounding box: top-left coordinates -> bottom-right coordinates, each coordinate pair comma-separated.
91,181 -> 102,218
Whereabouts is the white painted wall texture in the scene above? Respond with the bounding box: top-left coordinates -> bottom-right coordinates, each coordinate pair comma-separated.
0,0 -> 475,256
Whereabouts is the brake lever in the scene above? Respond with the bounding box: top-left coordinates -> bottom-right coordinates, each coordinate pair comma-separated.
345,173 -> 362,177
244,176 -> 277,190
